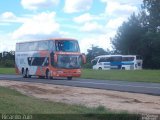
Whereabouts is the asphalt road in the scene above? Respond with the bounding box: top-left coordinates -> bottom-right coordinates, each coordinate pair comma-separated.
0,74 -> 160,96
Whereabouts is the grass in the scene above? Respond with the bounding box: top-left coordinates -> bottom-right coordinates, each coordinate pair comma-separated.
0,68 -> 15,74
81,69 -> 160,83
0,68 -> 160,83
0,86 -> 140,120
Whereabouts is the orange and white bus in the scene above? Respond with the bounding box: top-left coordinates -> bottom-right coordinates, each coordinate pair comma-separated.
15,38 -> 86,80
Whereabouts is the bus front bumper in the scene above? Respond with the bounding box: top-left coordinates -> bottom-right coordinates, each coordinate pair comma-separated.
51,69 -> 81,77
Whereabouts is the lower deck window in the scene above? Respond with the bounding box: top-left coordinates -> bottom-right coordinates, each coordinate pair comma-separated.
28,57 -> 49,66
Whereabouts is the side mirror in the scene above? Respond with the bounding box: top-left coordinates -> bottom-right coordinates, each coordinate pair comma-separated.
81,53 -> 86,64
54,54 -> 58,63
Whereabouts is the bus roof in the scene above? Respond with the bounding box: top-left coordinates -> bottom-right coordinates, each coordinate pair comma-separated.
17,38 -> 77,44
95,55 -> 140,58
95,55 -> 122,58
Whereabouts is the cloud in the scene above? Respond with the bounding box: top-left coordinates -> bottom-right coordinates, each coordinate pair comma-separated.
0,12 -> 29,23
80,22 -> 104,33
1,12 -> 16,19
101,0 -> 142,18
0,33 -> 16,52
64,0 -> 93,13
101,0 -> 143,6
79,33 -> 114,53
106,1 -> 138,16
106,17 -> 127,30
21,0 -> 59,10
12,12 -> 61,40
73,13 -> 100,24
0,12 -> 17,23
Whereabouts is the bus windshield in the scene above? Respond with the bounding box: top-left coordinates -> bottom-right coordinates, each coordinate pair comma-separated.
56,40 -> 80,52
91,58 -> 99,65
57,55 -> 82,69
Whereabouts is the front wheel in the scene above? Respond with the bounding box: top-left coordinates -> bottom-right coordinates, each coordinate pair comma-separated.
22,69 -> 27,78
46,70 -> 50,79
98,67 -> 102,70
67,77 -> 72,80
26,69 -> 31,78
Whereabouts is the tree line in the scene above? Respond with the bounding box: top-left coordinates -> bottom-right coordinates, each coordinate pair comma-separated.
0,51 -> 15,68
112,0 -> 160,69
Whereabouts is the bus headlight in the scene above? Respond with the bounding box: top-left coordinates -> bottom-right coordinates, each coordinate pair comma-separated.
76,70 -> 81,73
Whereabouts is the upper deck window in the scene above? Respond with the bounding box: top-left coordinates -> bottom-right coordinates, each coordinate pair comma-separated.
55,40 -> 80,52
16,40 -> 54,52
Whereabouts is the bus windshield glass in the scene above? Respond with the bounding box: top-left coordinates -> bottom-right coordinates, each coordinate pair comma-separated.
56,40 -> 80,52
91,58 -> 99,65
57,55 -> 82,69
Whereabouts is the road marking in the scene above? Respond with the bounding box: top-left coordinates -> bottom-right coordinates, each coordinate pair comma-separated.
67,81 -> 160,90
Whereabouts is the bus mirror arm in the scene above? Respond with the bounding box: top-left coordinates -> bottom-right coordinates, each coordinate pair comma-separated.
81,53 -> 86,64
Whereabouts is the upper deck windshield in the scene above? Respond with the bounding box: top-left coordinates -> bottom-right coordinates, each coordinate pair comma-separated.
55,40 -> 80,52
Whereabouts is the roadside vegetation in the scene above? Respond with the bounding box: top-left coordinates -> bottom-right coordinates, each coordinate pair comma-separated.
0,86 -> 139,120
82,69 -> 160,83
0,68 -> 15,74
0,68 -> 160,83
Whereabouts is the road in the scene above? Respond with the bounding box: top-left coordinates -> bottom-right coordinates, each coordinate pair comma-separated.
0,74 -> 160,95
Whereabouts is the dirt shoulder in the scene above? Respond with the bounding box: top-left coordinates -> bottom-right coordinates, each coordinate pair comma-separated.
0,80 -> 160,114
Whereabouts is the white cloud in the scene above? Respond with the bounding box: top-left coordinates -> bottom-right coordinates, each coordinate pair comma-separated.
0,12 -> 29,23
64,0 -> 93,13
0,34 -> 16,52
1,12 -> 16,19
101,0 -> 142,18
73,13 -> 100,24
106,1 -> 138,16
79,33 -> 114,53
101,0 -> 143,6
80,22 -> 104,33
106,17 -> 127,30
12,12 -> 61,40
21,0 -> 59,10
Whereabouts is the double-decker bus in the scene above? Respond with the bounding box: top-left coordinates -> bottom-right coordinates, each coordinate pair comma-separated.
91,55 -> 142,70
15,38 -> 86,80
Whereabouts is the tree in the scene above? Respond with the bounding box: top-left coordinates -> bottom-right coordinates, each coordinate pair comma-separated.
112,0 -> 160,69
112,13 -> 147,55
140,32 -> 160,68
143,0 -> 160,32
83,45 -> 109,68
0,51 -> 15,68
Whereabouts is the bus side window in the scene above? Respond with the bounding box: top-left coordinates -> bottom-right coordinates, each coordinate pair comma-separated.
28,57 -> 49,66
99,57 -> 105,62
38,41 -> 49,50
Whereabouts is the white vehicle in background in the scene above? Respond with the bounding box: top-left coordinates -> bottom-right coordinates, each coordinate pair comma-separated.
91,55 -> 143,70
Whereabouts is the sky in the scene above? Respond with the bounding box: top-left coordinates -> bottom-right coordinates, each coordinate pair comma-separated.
0,0 -> 143,53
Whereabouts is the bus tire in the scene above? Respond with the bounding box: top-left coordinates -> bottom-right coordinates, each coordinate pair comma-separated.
46,69 -> 50,79
67,77 -> 72,80
122,67 -> 125,70
22,68 -> 27,78
26,69 -> 31,78
98,67 -> 102,70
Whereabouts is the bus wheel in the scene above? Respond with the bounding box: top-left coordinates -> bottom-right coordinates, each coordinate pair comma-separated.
46,70 -> 50,79
98,67 -> 102,70
26,69 -> 31,78
122,67 -> 125,70
67,77 -> 72,80
22,69 -> 27,78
